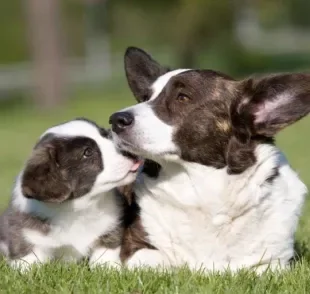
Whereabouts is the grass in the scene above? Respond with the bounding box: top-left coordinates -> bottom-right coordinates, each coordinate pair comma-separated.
0,86 -> 310,293
1,261 -> 310,294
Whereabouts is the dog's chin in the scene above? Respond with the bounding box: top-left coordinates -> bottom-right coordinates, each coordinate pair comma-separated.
97,171 -> 138,193
116,172 -> 138,187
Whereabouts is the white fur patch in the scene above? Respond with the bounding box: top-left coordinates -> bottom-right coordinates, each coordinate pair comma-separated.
149,69 -> 190,101
113,103 -> 178,158
41,120 -> 101,139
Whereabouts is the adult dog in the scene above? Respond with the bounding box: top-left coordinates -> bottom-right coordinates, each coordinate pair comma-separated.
110,47 -> 309,272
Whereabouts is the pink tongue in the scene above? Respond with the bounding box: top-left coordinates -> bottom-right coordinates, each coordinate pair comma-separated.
130,160 -> 143,172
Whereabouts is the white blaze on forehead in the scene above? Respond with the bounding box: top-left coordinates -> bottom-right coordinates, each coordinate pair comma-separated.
149,69 -> 191,101
40,120 -> 108,166
41,120 -> 101,140
39,119 -> 108,178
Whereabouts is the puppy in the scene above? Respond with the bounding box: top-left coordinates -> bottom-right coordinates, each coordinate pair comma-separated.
0,118 -> 142,271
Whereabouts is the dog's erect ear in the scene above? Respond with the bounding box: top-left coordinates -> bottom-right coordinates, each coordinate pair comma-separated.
21,144 -> 71,203
124,47 -> 169,102
231,73 -> 310,138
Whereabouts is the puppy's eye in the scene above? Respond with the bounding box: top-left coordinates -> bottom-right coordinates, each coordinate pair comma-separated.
83,147 -> 93,158
176,94 -> 190,103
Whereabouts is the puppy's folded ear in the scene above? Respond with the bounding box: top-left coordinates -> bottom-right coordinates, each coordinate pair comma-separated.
21,143 -> 71,203
124,47 -> 169,102
231,73 -> 310,138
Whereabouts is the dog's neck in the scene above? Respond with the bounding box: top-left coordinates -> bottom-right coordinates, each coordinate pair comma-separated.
12,174 -> 119,220
136,144 -> 283,215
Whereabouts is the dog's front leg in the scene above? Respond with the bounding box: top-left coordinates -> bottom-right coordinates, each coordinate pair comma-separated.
89,247 -> 122,269
9,248 -> 51,273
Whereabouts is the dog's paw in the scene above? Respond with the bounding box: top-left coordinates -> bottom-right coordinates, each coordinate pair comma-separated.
9,257 -> 43,273
89,247 -> 122,270
8,250 -> 50,273
9,259 -> 33,273
126,248 -> 169,269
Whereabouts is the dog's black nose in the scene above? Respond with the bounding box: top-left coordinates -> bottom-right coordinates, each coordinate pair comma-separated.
109,111 -> 134,134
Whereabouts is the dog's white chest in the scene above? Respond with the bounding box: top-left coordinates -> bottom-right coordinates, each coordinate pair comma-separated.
23,198 -> 120,260
139,197 -> 227,267
136,152 -> 307,271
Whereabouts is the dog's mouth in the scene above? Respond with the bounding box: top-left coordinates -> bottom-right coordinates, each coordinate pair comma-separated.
121,150 -> 144,173
121,150 -> 138,161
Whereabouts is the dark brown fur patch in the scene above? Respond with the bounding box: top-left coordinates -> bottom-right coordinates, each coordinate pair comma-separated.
22,136 -> 103,203
119,190 -> 156,263
124,47 -> 169,102
117,184 -> 135,205
93,226 -> 123,250
141,160 -> 161,178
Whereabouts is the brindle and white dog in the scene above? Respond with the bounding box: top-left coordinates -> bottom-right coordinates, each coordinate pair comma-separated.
111,47 -> 310,273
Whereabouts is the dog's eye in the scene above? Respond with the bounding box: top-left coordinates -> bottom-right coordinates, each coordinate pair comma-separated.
177,94 -> 190,103
83,147 -> 93,158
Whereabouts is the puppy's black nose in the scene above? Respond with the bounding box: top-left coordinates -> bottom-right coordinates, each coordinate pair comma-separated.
109,111 -> 134,134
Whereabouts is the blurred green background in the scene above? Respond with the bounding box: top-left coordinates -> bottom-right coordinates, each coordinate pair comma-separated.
0,0 -> 310,220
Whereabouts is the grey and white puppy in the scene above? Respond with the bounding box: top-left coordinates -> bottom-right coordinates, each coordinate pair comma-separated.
0,118 -> 141,271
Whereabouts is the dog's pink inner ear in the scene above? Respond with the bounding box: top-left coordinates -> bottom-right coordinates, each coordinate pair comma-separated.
254,92 -> 292,124
237,74 -> 310,137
